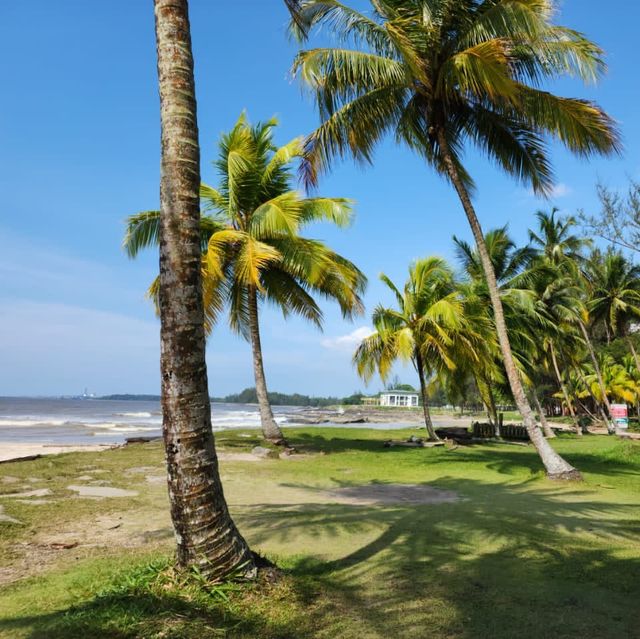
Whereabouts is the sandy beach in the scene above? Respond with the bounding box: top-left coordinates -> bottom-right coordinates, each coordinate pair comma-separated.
0,443 -> 115,463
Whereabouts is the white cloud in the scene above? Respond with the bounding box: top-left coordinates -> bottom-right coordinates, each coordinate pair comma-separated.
522,182 -> 572,200
321,326 -> 374,351
549,183 -> 572,198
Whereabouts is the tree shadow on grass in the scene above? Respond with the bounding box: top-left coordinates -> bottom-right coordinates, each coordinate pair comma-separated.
237,476 -> 640,638
3,479 -> 639,638
0,574 -> 310,639
279,432 -> 640,482
423,441 -> 640,480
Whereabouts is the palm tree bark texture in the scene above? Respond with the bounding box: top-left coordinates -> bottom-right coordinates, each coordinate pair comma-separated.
247,285 -> 287,445
154,0 -> 255,578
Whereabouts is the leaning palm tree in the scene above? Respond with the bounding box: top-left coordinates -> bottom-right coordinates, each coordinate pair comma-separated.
152,0 -> 254,578
291,0 -> 620,479
125,113 -> 366,446
354,257 -> 476,440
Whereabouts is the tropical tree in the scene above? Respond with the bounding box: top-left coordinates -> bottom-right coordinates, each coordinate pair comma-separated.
152,0 -> 254,578
125,114 -> 366,446
354,257 -> 476,440
454,227 -> 534,430
529,209 -> 589,266
585,249 -> 640,351
291,0 -> 619,478
528,210 -> 613,430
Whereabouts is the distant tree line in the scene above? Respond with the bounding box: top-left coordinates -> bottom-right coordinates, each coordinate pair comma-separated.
212,387 -> 365,407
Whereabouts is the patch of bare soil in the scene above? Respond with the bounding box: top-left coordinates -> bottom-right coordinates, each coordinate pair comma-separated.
218,452 -> 264,462
67,485 -> 138,498
325,483 -> 459,505
1,509 -> 173,586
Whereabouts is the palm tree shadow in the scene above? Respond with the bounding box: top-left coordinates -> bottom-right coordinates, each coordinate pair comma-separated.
3,478 -> 638,638
239,476 -> 640,637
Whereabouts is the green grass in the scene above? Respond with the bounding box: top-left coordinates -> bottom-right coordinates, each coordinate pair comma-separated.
1,428 -> 639,638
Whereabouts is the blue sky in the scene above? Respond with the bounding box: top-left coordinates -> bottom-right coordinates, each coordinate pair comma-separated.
1,1 -> 638,397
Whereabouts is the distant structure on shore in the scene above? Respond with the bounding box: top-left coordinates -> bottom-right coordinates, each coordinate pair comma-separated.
361,391 -> 419,408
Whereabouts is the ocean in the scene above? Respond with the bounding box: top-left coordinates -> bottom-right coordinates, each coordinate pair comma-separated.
0,397 -> 295,446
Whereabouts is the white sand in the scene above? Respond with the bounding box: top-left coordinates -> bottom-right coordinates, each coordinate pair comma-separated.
0,443 -> 115,463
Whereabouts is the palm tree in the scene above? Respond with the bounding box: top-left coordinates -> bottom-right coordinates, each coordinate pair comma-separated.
528,210 -> 612,430
585,249 -> 640,351
291,0 -> 619,479
152,0 -> 254,578
354,257 -> 476,440
125,114 -> 366,446
529,209 -> 589,266
454,227 -> 535,432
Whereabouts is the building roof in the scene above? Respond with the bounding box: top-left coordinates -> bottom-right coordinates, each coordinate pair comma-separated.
380,390 -> 419,396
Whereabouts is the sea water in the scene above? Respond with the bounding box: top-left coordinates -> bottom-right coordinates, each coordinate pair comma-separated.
0,397 -> 292,446
0,397 -> 417,447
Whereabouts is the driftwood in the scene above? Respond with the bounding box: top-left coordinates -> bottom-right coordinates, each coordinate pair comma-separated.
384,436 -> 445,448
125,436 -> 163,445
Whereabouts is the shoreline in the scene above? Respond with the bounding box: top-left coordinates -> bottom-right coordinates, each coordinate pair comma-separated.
0,443 -> 116,464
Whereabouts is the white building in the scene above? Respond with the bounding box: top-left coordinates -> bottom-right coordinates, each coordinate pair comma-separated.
379,391 -> 419,407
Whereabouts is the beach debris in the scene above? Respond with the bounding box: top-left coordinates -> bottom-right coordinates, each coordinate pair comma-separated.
48,541 -> 79,550
383,437 -> 444,448
0,488 -> 52,499
0,505 -> 21,524
251,446 -> 280,459
66,485 -> 138,498
125,436 -> 162,445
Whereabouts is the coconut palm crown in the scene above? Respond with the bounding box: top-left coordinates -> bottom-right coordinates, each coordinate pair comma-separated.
291,0 -> 620,191
124,113 -> 367,444
354,257 -> 477,440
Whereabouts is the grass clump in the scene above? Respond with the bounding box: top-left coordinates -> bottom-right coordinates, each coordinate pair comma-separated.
0,556 -> 314,639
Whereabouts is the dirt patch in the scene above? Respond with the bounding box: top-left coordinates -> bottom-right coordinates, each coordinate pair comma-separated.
218,452 -> 264,462
325,483 -> 459,505
0,504 -> 21,524
67,485 -> 138,498
0,488 -> 52,499
2,509 -> 173,586
125,466 -> 160,475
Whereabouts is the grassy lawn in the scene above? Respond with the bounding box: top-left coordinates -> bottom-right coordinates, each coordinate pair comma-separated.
1,427 -> 639,638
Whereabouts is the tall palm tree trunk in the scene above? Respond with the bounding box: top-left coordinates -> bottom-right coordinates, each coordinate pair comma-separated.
437,130 -> 581,479
154,0 -> 255,578
573,362 -> 608,429
548,341 -> 581,435
626,336 -> 640,375
477,373 -> 499,434
414,349 -> 439,441
247,286 -> 287,445
578,320 -> 612,429
531,391 -> 555,438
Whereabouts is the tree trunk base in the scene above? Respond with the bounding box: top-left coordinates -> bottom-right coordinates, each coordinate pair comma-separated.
265,436 -> 289,447
547,469 -> 583,481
